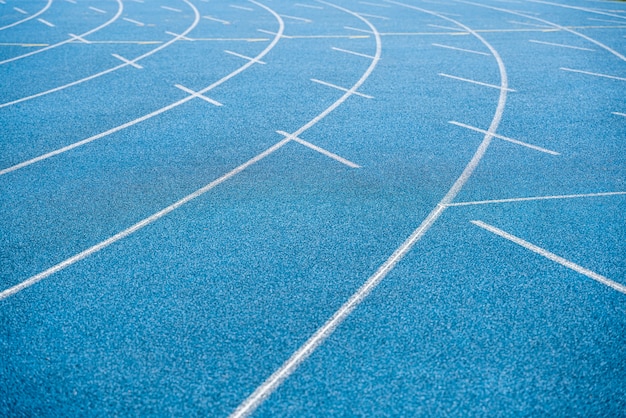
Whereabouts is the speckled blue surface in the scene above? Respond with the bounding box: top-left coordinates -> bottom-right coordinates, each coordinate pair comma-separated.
1,0 -> 625,416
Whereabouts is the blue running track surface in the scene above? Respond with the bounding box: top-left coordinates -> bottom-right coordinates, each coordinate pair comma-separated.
1,0 -> 625,416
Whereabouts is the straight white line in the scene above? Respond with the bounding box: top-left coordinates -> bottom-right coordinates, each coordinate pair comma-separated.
224,49 -> 266,64
1,0 -> 51,31
439,73 -> 516,92
588,17 -> 626,24
295,3 -> 323,9
432,43 -> 490,55
449,121 -> 560,155
508,20 -> 551,28
279,14 -> 312,23
529,39 -> 594,51
471,220 -> 626,295
230,5 -> 254,11
174,84 -> 223,106
0,138 -> 292,302
14,7 -> 28,14
161,6 -> 182,12
258,28 -> 292,38
66,0 -> 77,3
89,6 -> 106,14
112,53 -> 143,69
276,131 -> 361,168
331,46 -> 374,59
68,33 -> 91,44
560,67 -> 626,81
165,31 -> 194,41
428,23 -> 466,31
123,17 -> 145,26
358,13 -> 389,20
344,25 -> 374,34
359,1 -> 391,7
0,0 -> 283,176
311,78 -> 373,98
448,191 -> 626,206
203,15 -> 231,24
37,18 -> 55,27
528,0 -> 626,20
613,112 -> 626,117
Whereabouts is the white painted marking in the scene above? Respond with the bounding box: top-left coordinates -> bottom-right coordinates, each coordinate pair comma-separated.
258,28 -> 292,38
295,3 -> 323,9
203,15 -> 231,24
230,5 -> 254,11
66,0 -> 77,3
112,53 -> 143,69
14,7 -> 28,14
528,0 -> 626,20
508,19 -> 551,28
68,33 -> 91,44
612,112 -> 626,117
1,0 -> 51,31
174,84 -> 223,106
37,18 -> 55,27
332,46 -> 374,59
279,14 -> 312,23
432,43 -> 489,55
358,13 -> 389,20
560,67 -> 626,81
123,17 -> 145,26
359,1 -> 391,7
529,39 -> 594,51
0,138 -> 292,302
448,191 -> 626,207
0,0 -> 283,176
276,131 -> 361,168
428,23 -> 465,31
471,220 -> 626,295
89,6 -> 106,14
439,73 -> 516,91
588,17 -> 626,25
224,50 -> 266,64
161,6 -> 182,12
449,121 -> 560,155
311,78 -> 373,98
165,31 -> 194,41
344,25 -> 373,34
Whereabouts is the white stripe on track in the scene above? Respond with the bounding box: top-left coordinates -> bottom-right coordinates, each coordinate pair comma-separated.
471,220 -> 626,295
0,0 -> 52,31
447,191 -> 626,206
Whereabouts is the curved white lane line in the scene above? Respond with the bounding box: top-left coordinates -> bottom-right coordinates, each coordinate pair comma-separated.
0,0 -> 53,31
0,0 -> 124,66
0,1 -> 285,299
458,0 -> 626,61
229,2 -> 510,416
229,2 -> 383,416
0,2 -> 280,176
528,0 -> 626,20
0,0 -> 200,109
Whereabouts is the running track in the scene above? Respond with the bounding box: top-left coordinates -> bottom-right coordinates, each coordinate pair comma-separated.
1,0 -> 625,416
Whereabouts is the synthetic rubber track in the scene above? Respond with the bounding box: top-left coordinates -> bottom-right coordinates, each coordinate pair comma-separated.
1,0 -> 625,416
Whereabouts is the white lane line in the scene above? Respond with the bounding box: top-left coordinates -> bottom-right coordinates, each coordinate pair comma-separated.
66,0 -> 76,3
276,131 -> 361,168
588,17 -> 626,24
68,33 -> 92,44
0,0 -> 124,66
613,112 -> 626,117
37,18 -> 55,27
508,20 -> 551,28
344,25 -> 374,34
230,2 -> 383,416
311,78 -> 373,98
0,0 -> 284,177
359,1 -> 391,7
89,6 -> 107,14
13,7 -> 28,14
432,43 -> 490,55
123,17 -> 145,26
258,28 -> 292,38
0,137 -> 293,302
230,5 -> 254,11
529,39 -> 594,51
224,49 -> 266,64
161,6 -> 182,12
0,0 -> 51,31
174,84 -> 223,106
165,31 -> 194,41
358,12 -> 389,20
458,1 -> 626,62
331,46 -> 374,59
279,14 -> 312,23
295,3 -> 323,9
439,73 -> 516,92
449,121 -> 560,155
428,23 -> 466,31
471,220 -> 626,295
203,15 -> 231,24
560,67 -> 626,81
112,53 -> 143,69
448,191 -> 626,207
528,0 -> 626,20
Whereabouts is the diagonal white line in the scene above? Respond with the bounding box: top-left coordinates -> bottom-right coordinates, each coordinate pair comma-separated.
123,17 -> 145,26
560,67 -> 626,81
448,191 -> 626,207
471,220 -> 626,295
311,78 -> 373,98
68,33 -> 91,44
224,50 -> 266,64
37,18 -> 55,27
276,131 -> 361,168
174,84 -> 223,106
529,39 -> 594,51
449,121 -> 560,155
432,42 -> 490,55
203,15 -> 231,24
439,73 -> 517,91
279,14 -> 312,23
112,53 -> 143,69
613,112 -> 626,117
331,46 -> 374,59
